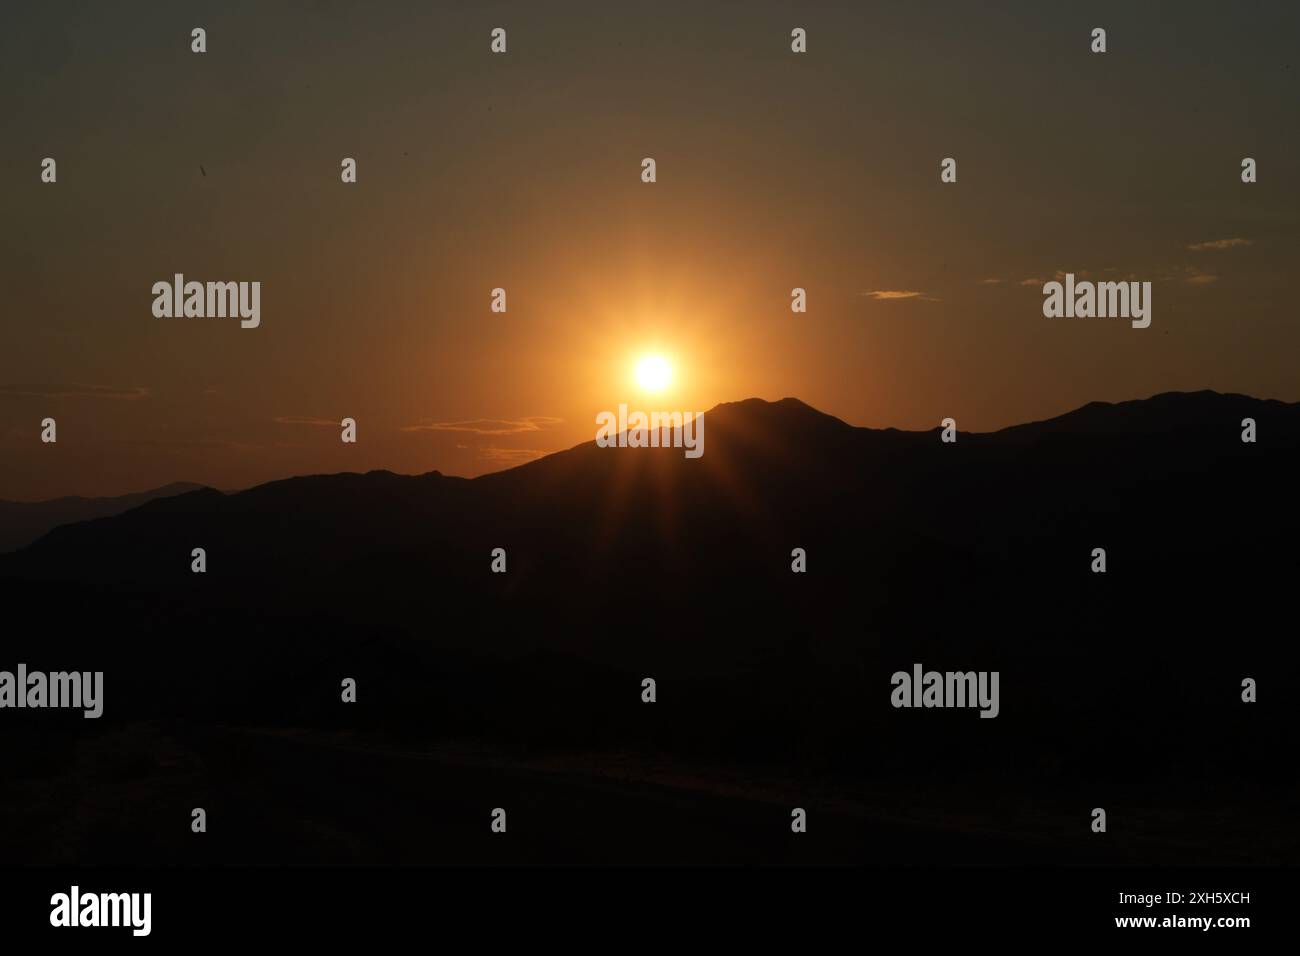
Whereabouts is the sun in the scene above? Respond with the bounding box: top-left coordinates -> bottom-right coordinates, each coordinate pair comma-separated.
634,354 -> 673,393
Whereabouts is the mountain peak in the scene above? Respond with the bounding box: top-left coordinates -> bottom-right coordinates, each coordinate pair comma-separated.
701,396 -> 853,432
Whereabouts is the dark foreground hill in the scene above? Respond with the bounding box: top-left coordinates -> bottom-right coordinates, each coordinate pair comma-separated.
1,392 -> 1297,864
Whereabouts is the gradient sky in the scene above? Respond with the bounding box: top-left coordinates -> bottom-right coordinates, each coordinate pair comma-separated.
2,0 -> 1297,500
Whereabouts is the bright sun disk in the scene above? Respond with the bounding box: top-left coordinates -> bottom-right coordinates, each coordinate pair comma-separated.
635,354 -> 673,392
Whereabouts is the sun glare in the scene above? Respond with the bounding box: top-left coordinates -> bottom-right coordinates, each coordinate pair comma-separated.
635,354 -> 673,393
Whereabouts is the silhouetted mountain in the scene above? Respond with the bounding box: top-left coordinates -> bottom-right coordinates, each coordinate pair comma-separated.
989,389 -> 1300,439
0,481 -> 207,553
2,392 -> 1297,864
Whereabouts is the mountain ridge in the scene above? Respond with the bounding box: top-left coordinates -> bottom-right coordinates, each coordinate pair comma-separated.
3,390 -> 1297,561
0,386 -> 1294,840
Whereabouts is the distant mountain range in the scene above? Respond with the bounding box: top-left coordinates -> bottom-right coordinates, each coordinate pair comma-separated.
0,481 -> 207,553
2,391 -> 1297,864
6,385 -> 1296,701
8,389 -> 1294,555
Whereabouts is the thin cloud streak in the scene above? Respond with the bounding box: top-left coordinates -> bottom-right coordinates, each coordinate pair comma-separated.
273,416 -> 339,427
0,383 -> 150,401
402,416 -> 563,436
1187,238 -> 1252,252
476,446 -> 547,463
860,290 -> 941,302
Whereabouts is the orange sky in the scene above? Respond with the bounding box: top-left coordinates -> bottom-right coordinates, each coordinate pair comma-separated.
2,1 -> 1298,500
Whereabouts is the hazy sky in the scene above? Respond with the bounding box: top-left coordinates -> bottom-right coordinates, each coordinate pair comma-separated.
2,0 -> 1297,499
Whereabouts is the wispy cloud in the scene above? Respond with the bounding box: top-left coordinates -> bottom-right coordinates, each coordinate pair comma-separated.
402,416 -> 563,435
273,416 -> 339,427
1155,265 -> 1221,284
860,290 -> 941,302
1187,237 -> 1252,252
1021,270 -> 1095,286
976,278 -> 1004,285
112,438 -> 252,449
1026,262 -> 1224,287
476,446 -> 546,464
0,383 -> 150,401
